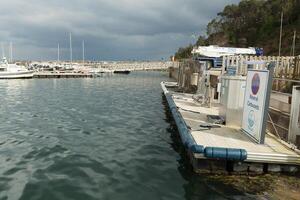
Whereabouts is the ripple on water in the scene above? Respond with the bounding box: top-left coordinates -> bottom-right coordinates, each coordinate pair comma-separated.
0,72 -> 289,200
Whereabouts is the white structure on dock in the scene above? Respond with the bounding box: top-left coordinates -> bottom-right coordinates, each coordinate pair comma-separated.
192,45 -> 258,57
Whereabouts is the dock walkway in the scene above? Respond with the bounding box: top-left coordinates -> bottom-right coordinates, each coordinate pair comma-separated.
34,72 -> 93,78
162,81 -> 300,173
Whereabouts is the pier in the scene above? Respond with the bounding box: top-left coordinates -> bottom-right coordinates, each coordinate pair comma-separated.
162,81 -> 300,173
164,56 -> 300,174
33,72 -> 93,78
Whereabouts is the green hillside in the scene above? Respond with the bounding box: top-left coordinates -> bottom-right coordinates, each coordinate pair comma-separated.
175,0 -> 300,59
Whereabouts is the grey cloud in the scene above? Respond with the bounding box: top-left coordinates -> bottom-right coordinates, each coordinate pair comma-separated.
0,0 -> 240,60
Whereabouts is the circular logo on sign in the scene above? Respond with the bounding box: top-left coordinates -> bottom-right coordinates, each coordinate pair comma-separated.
248,110 -> 255,131
251,73 -> 260,95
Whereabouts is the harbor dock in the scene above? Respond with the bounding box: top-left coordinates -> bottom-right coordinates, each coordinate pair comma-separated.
162,81 -> 300,173
33,72 -> 93,78
163,54 -> 300,174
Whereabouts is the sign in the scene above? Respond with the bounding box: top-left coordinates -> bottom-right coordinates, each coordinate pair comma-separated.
242,69 -> 270,144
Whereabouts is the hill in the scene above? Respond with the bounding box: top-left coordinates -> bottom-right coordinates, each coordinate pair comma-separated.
175,0 -> 300,59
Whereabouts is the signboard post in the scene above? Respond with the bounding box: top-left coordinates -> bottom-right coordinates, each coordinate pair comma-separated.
242,63 -> 274,144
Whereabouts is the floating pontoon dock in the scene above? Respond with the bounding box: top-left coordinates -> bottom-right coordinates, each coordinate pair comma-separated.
33,72 -> 93,78
161,81 -> 300,173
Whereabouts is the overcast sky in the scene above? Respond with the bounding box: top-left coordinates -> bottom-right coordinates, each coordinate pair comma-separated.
0,0 -> 240,61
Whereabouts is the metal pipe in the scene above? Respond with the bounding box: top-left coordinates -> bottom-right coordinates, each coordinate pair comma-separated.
272,78 -> 300,83
267,120 -> 289,131
271,90 -> 292,97
267,112 -> 281,138
247,152 -> 300,165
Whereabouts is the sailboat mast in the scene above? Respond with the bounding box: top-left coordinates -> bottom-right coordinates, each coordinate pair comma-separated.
82,40 -> 85,64
57,43 -> 60,62
1,43 -> 4,58
9,42 -> 12,63
69,33 -> 72,64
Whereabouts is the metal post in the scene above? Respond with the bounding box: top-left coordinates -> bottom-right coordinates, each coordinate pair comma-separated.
278,11 -> 283,57
260,62 -> 275,144
292,31 -> 296,57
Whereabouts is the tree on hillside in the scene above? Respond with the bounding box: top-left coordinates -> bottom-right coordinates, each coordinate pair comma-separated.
174,45 -> 193,60
174,0 -> 300,58
195,36 -> 209,46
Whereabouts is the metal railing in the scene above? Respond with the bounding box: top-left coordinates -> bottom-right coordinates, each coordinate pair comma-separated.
222,55 -> 300,79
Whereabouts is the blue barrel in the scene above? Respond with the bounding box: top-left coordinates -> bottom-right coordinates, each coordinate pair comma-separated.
189,144 -> 204,154
204,147 -> 247,161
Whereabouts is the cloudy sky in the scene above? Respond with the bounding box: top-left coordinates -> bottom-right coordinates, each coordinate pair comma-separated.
0,0 -> 240,61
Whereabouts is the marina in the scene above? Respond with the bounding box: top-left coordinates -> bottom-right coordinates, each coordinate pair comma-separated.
21,61 -> 173,79
0,0 -> 299,199
0,60 -> 173,79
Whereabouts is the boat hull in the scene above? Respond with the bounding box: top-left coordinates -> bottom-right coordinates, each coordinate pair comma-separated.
113,70 -> 130,74
0,71 -> 34,79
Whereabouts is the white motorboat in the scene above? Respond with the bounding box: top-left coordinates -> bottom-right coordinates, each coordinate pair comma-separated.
89,68 -> 114,77
0,57 -> 34,79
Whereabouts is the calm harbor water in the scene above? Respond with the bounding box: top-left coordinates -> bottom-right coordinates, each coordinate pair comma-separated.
0,72 -> 295,200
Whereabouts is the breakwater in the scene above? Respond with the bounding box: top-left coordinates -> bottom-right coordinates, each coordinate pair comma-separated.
100,61 -> 175,71
30,61 -> 176,72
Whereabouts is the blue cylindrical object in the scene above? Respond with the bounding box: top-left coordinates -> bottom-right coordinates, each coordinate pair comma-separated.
204,147 -> 247,161
164,89 -> 247,160
189,144 -> 204,153
165,93 -> 204,154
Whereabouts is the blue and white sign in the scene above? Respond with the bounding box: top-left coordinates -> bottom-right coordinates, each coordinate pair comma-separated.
242,69 -> 270,143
